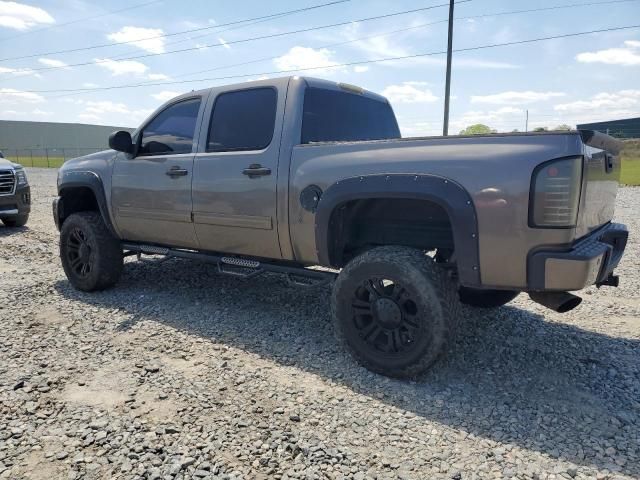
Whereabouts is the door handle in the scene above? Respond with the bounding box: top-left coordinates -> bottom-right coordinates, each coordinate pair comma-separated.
242,164 -> 271,178
166,166 -> 188,177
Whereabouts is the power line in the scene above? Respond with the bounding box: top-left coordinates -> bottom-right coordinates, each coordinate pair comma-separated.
0,0 -> 351,62
23,23 -> 640,96
142,0 -> 639,84
0,0 -> 164,42
1,0 -> 633,85
0,1 -> 467,73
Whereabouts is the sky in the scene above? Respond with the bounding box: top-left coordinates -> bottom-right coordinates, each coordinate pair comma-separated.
0,0 -> 639,137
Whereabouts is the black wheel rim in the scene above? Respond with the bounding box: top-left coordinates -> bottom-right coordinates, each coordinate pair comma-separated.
351,278 -> 421,355
66,227 -> 93,278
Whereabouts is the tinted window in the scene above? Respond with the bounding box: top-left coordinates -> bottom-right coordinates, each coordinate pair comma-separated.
302,88 -> 400,144
139,98 -> 201,155
207,88 -> 277,152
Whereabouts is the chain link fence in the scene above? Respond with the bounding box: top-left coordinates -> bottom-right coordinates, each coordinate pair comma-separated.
0,147 -> 105,168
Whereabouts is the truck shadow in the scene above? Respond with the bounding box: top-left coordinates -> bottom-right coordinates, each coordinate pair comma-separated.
54,257 -> 639,477
0,225 -> 29,236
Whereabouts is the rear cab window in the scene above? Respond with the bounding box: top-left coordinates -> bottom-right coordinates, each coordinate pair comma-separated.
302,87 -> 400,144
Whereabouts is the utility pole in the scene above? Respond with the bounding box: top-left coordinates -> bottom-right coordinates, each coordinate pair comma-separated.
525,110 -> 529,132
442,0 -> 455,136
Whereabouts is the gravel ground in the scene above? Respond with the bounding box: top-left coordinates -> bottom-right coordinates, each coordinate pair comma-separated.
0,168 -> 638,480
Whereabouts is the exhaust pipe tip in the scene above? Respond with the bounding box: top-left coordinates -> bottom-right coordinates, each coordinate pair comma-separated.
529,291 -> 582,313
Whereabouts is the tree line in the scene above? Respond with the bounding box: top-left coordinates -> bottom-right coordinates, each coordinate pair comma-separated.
459,124 -> 573,135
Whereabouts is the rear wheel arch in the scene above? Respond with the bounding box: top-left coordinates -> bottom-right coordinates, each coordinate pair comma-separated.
314,174 -> 481,286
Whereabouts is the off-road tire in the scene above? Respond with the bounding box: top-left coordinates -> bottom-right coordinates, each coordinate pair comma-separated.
331,246 -> 460,378
2,213 -> 29,227
60,212 -> 123,292
458,287 -> 519,308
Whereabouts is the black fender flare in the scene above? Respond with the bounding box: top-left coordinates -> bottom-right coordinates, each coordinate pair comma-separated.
56,170 -> 118,237
314,174 -> 481,286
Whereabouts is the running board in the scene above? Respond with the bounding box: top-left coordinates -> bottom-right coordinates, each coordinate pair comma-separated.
122,242 -> 337,286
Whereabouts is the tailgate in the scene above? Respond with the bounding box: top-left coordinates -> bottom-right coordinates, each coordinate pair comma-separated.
576,130 -> 622,238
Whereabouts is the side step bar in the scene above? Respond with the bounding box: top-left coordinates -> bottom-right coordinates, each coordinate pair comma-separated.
122,242 -> 338,286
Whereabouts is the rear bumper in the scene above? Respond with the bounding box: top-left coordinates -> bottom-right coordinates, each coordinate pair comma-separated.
0,185 -> 31,218
528,222 -> 628,291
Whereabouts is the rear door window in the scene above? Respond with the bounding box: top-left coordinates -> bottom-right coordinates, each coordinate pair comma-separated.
207,88 -> 278,152
139,98 -> 201,156
302,88 -> 400,144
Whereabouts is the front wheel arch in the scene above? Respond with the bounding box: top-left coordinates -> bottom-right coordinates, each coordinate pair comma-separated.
57,174 -> 117,237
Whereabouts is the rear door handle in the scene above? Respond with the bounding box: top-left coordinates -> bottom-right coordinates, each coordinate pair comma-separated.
166,166 -> 188,177
242,164 -> 271,177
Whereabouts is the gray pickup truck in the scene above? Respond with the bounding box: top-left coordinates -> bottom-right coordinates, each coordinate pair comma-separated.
0,153 -> 30,227
53,76 -> 628,378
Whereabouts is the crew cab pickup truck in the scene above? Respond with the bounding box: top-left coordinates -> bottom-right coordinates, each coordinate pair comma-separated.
53,76 -> 628,378
0,153 -> 30,227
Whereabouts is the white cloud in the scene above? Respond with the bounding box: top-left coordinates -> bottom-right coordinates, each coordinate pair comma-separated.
576,40 -> 640,66
382,82 -> 438,104
107,26 -> 165,54
38,58 -> 68,68
341,22 -> 517,70
218,37 -> 231,50
554,90 -> 640,117
449,107 -> 526,133
94,58 -> 149,76
0,88 -> 44,103
471,91 -> 566,105
353,65 -> 369,73
273,46 -> 342,75
151,90 -> 182,102
0,65 -> 38,76
78,113 -> 101,122
147,73 -> 169,81
455,59 -> 518,69
0,1 -> 54,30
84,100 -> 130,114
397,120 -> 440,138
75,100 -> 153,126
31,108 -> 52,116
82,82 -> 99,88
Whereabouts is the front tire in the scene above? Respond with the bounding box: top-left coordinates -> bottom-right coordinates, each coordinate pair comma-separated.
458,287 -> 519,308
2,213 -> 29,227
331,246 -> 460,378
60,212 -> 123,292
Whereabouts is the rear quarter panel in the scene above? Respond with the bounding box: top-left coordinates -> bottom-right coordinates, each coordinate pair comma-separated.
289,133 -> 585,289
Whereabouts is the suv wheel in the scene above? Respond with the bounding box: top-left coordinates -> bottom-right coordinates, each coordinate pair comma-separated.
2,213 -> 29,227
331,246 -> 460,378
60,212 -> 123,292
458,287 -> 519,308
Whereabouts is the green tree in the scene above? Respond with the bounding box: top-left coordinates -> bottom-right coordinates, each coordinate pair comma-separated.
533,127 -> 548,132
459,124 -> 494,135
553,124 -> 572,131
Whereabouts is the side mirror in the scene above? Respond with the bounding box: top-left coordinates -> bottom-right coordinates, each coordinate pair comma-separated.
109,130 -> 133,154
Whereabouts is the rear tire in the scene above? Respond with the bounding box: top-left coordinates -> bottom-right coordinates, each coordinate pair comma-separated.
60,212 -> 123,292
2,213 -> 29,227
331,246 -> 460,378
458,287 -> 519,308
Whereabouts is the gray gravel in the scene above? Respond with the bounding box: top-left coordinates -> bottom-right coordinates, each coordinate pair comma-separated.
0,167 -> 638,480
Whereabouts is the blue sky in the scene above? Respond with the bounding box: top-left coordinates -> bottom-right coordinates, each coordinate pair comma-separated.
0,0 -> 639,136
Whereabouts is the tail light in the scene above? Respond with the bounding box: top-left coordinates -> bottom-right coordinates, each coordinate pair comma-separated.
530,156 -> 583,228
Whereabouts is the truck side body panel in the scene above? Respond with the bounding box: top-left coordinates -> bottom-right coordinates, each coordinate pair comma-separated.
288,133 -> 586,289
